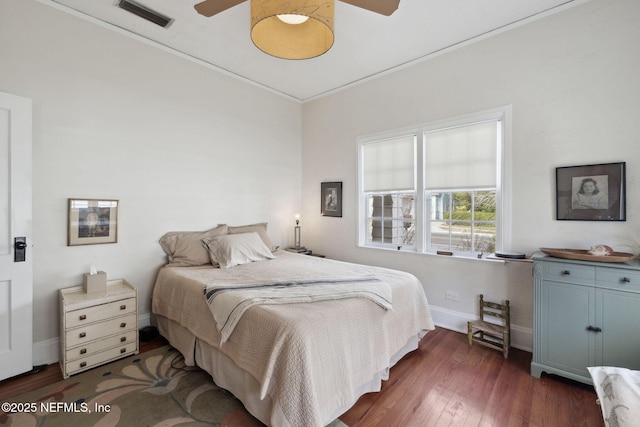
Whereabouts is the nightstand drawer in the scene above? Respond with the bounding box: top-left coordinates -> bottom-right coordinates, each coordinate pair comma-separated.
542,262 -> 595,285
65,342 -> 138,376
66,297 -> 136,328
65,330 -> 138,361
596,267 -> 640,293
65,313 -> 137,348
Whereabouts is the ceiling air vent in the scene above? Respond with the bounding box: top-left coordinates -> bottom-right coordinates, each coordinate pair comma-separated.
118,0 -> 173,28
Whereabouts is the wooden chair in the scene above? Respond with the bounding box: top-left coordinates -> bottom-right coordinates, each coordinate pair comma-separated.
467,294 -> 510,358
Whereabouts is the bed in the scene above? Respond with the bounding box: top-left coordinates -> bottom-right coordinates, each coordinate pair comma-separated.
151,224 -> 434,427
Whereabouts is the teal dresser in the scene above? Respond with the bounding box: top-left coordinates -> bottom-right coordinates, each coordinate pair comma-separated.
531,253 -> 640,384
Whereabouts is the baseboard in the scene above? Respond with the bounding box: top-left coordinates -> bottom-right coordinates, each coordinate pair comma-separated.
33,312 -> 151,366
429,305 -> 533,353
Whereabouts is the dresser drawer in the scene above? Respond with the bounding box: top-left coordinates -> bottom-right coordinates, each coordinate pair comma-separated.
65,313 -> 137,348
65,297 -> 136,328
65,342 -> 138,376
542,262 -> 595,285
596,267 -> 640,293
65,330 -> 138,361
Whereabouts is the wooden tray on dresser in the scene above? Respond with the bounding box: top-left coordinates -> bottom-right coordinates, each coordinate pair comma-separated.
540,248 -> 635,263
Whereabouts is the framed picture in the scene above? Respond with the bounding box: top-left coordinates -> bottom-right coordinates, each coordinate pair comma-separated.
321,182 -> 342,217
68,198 -> 119,246
556,162 -> 626,221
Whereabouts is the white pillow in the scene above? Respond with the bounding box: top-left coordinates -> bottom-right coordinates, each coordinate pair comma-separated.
588,366 -> 640,427
202,232 -> 276,269
219,222 -> 277,252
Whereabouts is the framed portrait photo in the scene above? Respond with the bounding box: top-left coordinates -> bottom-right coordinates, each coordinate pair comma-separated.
68,198 -> 119,246
556,162 -> 626,221
321,182 -> 342,217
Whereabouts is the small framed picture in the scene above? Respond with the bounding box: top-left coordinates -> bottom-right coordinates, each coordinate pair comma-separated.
68,199 -> 119,245
321,182 -> 342,217
556,162 -> 626,221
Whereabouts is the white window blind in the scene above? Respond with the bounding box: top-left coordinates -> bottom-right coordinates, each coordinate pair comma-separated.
363,135 -> 415,192
425,120 -> 498,190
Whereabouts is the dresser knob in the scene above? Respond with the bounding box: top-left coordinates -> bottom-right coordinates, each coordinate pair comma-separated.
561,270 -> 571,275
80,362 -> 87,368
79,314 -> 86,321
120,305 -> 126,310
120,348 -> 126,354
120,337 -> 127,342
120,322 -> 126,328
621,277 -> 631,283
79,332 -> 86,338
80,348 -> 87,354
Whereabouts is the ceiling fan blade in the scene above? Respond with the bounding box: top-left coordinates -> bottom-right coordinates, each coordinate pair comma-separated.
194,0 -> 247,17
339,0 -> 400,16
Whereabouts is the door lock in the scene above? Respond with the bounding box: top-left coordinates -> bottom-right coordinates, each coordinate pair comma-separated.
14,237 -> 27,262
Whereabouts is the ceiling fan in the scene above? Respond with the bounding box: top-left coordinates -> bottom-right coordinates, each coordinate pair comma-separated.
193,0 -> 401,60
194,0 -> 401,18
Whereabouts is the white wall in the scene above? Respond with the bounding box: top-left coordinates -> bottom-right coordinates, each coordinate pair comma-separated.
1,0 -> 302,363
301,0 -> 640,350
2,0 -> 638,364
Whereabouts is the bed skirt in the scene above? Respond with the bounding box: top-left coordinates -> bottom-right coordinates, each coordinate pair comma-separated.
156,314 -> 421,426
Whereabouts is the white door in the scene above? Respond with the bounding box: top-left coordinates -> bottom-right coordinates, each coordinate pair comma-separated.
0,92 -> 33,380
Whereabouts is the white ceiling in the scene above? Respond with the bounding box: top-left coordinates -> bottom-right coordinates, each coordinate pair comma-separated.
45,0 -> 585,102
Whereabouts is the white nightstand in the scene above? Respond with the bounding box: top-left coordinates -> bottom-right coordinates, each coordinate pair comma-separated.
59,279 -> 139,378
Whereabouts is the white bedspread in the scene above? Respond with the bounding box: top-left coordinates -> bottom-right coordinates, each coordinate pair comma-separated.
152,250 -> 434,427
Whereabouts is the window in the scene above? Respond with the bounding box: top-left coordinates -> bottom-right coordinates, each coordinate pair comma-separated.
362,135 -> 416,248
358,107 -> 510,257
366,193 -> 416,247
428,190 -> 496,253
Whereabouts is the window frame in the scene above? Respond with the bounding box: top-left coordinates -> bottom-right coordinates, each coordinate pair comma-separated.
357,106 -> 512,258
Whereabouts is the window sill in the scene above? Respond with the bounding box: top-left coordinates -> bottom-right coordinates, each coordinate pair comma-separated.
425,251 -> 504,263
359,244 -> 520,264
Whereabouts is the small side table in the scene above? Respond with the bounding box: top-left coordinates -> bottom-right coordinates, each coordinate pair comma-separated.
307,252 -> 326,258
285,247 -> 325,258
59,279 -> 139,378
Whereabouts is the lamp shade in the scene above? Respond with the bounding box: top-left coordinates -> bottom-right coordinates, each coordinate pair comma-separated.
251,0 -> 335,60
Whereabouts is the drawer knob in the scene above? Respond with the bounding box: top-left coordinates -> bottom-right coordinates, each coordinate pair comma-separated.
120,305 -> 126,310
79,332 -> 86,338
79,314 -> 86,321
80,348 -> 87,354
80,362 -> 87,368
586,325 -> 602,333
120,337 -> 127,342
120,348 -> 126,354
561,270 -> 571,275
120,322 -> 126,328
621,277 -> 631,283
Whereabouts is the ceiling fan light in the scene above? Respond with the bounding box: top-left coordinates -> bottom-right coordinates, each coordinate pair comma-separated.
251,0 -> 335,60
276,14 -> 309,25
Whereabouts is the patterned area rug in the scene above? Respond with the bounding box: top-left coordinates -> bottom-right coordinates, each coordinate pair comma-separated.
1,346 -> 348,427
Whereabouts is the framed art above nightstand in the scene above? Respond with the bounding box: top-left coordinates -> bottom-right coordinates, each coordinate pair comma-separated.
321,182 -> 342,217
67,198 -> 119,246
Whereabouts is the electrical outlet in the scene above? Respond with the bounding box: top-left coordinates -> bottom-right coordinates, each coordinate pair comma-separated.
445,290 -> 460,301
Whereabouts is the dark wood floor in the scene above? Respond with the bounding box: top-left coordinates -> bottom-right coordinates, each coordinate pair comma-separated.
1,328 -> 604,427
340,327 -> 604,427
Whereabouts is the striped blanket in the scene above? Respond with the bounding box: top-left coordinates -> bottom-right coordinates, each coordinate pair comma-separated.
204,276 -> 392,344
